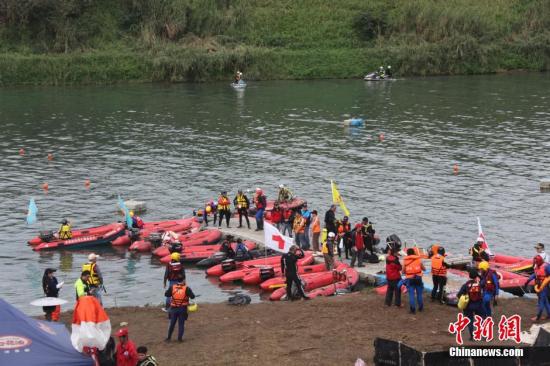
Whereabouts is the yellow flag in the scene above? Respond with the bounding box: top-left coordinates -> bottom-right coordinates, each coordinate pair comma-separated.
331,180 -> 350,217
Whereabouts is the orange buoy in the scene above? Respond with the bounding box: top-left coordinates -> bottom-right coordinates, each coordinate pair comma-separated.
85,179 -> 91,188
19,148 -> 25,156
42,182 -> 49,190
453,164 -> 459,175
47,153 -> 53,161
379,133 -> 385,142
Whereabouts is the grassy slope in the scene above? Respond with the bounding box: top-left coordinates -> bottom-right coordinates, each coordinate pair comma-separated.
0,0 -> 549,85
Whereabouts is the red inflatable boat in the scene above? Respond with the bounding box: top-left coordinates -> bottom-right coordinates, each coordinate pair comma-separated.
33,223 -> 126,251
207,255 -> 282,277
259,262 -> 342,291
490,253 -> 533,273
159,241 -> 257,263
28,222 -> 122,246
152,229 -> 223,257
308,267 -> 360,298
265,198 -> 306,212
243,262 -> 327,285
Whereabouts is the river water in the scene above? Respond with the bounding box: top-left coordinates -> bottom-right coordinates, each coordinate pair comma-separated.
1,74 -> 549,315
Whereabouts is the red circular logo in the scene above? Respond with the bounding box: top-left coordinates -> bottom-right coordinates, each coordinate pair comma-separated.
0,336 -> 32,350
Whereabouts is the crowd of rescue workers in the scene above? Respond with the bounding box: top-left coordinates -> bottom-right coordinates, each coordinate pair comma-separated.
40,184 -> 550,365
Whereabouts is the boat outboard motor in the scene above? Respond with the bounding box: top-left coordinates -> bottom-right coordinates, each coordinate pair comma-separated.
169,241 -> 182,253
259,266 -> 275,281
148,232 -> 163,248
221,259 -> 237,273
385,234 -> 402,253
39,230 -> 55,242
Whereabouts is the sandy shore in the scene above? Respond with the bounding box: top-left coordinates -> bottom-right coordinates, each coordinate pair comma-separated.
60,291 -> 539,365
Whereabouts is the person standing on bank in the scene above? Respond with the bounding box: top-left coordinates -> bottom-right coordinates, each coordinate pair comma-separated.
385,248 -> 402,307
281,245 -> 309,300
431,247 -> 449,304
361,217 -> 376,256
310,210 -> 321,252
403,248 -> 425,314
42,268 -> 62,321
253,187 -> 267,231
350,223 -> 365,268
324,205 -> 337,236
74,271 -> 91,300
217,191 -> 232,228
233,189 -> 251,229
82,253 -> 104,304
322,232 -> 336,270
165,275 -> 195,342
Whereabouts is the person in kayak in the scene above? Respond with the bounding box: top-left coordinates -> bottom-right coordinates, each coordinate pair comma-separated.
457,269 -> 484,341
164,275 -> 196,342
385,65 -> 392,78
164,252 -> 186,311
233,189 -> 250,229
535,243 -> 549,263
58,218 -> 72,240
234,238 -> 252,260
253,187 -> 267,231
322,232 -> 336,270
281,245 -> 309,300
42,268 -> 61,321
217,191 -> 232,228
470,240 -> 489,263
478,261 -> 499,317
74,271 -> 91,300
324,205 -> 337,235
82,253 -> 104,304
277,184 -> 293,203
431,247 -> 449,304
524,255 -> 550,321
403,248 -> 426,314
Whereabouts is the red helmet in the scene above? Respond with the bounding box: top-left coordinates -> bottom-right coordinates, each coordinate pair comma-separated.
116,328 -> 129,337
534,255 -> 544,267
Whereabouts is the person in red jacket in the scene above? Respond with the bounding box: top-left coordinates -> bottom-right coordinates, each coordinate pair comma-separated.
115,327 -> 138,366
350,223 -> 365,268
270,202 -> 283,231
385,248 -> 402,307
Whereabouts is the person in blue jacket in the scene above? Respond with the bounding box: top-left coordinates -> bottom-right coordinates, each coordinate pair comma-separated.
478,261 -> 499,317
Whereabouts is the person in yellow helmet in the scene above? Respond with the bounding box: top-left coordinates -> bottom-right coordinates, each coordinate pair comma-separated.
478,261 -> 499,317
163,252 -> 186,312
58,219 -> 72,240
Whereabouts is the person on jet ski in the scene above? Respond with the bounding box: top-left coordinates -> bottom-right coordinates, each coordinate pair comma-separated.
234,71 -> 243,84
235,238 -> 252,260
386,65 -> 392,78
220,237 -> 236,258
377,66 -> 385,78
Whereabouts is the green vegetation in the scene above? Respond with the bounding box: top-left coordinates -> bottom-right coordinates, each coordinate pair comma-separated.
0,0 -> 548,85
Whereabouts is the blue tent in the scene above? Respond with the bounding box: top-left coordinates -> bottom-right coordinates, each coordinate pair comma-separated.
0,298 -> 93,366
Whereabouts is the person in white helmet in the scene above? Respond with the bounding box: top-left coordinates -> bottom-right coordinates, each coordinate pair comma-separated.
277,184 -> 293,203
82,253 -> 104,304
322,232 -> 336,270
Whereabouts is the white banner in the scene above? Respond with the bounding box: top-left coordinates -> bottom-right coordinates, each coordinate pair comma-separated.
264,222 -> 294,253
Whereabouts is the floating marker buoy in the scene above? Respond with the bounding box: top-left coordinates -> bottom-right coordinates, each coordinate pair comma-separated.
453,164 -> 459,175
47,153 -> 53,161
379,133 -> 385,142
85,179 -> 91,188
42,182 -> 49,190
19,148 -> 25,156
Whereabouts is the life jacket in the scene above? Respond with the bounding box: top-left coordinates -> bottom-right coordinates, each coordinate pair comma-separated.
236,194 -> 248,209
135,216 -> 144,228
404,255 -> 422,279
322,241 -> 329,254
168,261 -> 183,281
483,269 -> 497,293
170,284 -> 189,307
467,281 -> 482,302
471,246 -> 485,261
254,195 -> 266,209
82,262 -> 101,286
338,222 -> 350,235
293,216 -> 305,233
535,265 -> 547,285
218,196 -> 230,210
431,254 -> 447,277
59,224 -> 72,240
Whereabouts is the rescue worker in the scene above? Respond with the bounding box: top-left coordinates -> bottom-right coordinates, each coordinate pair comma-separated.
74,271 -> 91,300
427,243 -> 441,258
217,191 -> 231,228
203,201 -> 218,227
310,210 -> 321,252
457,270 -> 484,341
300,203 -> 311,248
270,202 -> 284,231
235,238 -> 251,260
350,223 -> 365,268
322,232 -> 336,270
535,243 -> 549,263
42,268 -> 61,321
281,245 -> 309,300
130,211 -> 144,229
253,187 -> 266,231
165,276 -> 195,342
219,236 -> 236,258
337,216 -> 351,259
234,71 -> 242,84
430,247 -> 449,303
58,218 -> 72,240
82,253 -> 104,304
361,217 -> 376,256
115,327 -> 138,366
324,205 -> 337,235
233,189 -> 250,229
137,346 -> 158,366
282,208 -> 295,237
377,66 -> 385,78
385,248 -> 402,307
163,252 -> 186,311
277,184 -> 293,203
403,248 -> 425,314
292,212 -> 307,249
524,255 -> 550,321
470,240 -> 489,263
478,261 -> 499,317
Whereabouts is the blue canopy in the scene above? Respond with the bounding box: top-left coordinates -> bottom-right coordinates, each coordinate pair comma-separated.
0,298 -> 93,366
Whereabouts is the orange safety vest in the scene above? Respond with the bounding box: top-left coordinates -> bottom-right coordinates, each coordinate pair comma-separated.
312,217 -> 321,233
170,284 -> 189,307
338,222 -> 350,235
218,196 -> 230,210
404,255 -> 423,278
431,254 -> 447,277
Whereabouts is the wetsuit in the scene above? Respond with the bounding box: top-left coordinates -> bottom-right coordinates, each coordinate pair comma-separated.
281,250 -> 308,300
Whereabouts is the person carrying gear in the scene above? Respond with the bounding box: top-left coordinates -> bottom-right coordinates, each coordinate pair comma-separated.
470,240 -> 489,263
350,223 -> 365,268
163,252 -> 186,311
385,248 -> 402,307
431,247 -> 449,303
281,245 -> 309,300
457,270 -> 483,341
478,261 -> 499,317
58,219 -> 72,240
203,201 -> 218,227
524,255 -> 550,321
361,217 -> 376,256
217,191 -> 232,228
337,216 -> 351,259
277,184 -> 293,203
234,238 -> 251,260
322,232 -> 336,270
82,253 -> 104,304
233,189 -> 250,229
403,248 -> 426,314
74,271 -> 91,301
253,188 -> 267,231
164,276 -> 196,342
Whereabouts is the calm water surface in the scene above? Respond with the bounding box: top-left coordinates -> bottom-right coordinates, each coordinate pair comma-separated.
1,74 -> 549,314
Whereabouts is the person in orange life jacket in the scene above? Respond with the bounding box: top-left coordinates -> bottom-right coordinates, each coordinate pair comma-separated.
164,275 -> 195,342
361,217 -> 376,256
457,269 -> 484,341
163,252 -> 186,311
270,202 -> 284,231
203,201 -> 218,227
233,189 -> 251,229
478,261 -> 499,317
470,240 -> 489,263
282,208 -> 295,238
253,187 -> 267,231
427,243 -> 441,258
431,246 -> 450,303
310,210 -> 321,253
337,216 -> 352,259
42,268 -> 61,321
385,248 -> 402,307
281,245 -> 309,300
350,223 -> 365,268
115,327 -> 138,366
293,212 -> 307,249
217,191 -> 232,228
403,248 -> 426,314
525,255 -> 550,321
235,238 -> 252,260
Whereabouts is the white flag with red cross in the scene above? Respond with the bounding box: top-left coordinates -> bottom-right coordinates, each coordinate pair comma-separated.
477,217 -> 492,256
264,222 -> 293,253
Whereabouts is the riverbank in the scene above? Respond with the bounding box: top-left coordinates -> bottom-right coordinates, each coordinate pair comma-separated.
1,0 -> 548,85
59,295 -> 538,365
